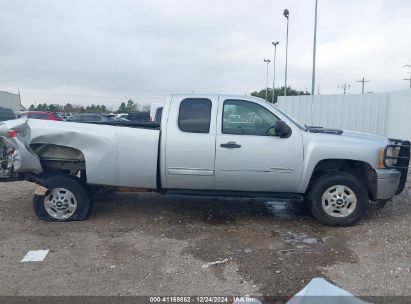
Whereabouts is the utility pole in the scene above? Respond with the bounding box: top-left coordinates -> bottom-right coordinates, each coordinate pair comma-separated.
357,77 -> 370,94
311,0 -> 318,96
338,84 -> 350,94
404,65 -> 411,88
271,42 -> 279,103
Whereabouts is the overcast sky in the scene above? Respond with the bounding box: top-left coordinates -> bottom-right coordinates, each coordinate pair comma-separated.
0,0 -> 410,109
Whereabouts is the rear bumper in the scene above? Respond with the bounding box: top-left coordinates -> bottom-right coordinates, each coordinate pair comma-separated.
375,169 -> 402,200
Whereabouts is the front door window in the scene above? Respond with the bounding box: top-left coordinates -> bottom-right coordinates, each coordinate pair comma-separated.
222,99 -> 278,136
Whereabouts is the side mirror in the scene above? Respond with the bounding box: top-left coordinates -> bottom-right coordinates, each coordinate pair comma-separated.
275,120 -> 292,138
268,120 -> 292,138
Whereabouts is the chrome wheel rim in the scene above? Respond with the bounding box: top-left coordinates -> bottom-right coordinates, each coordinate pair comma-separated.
44,188 -> 77,220
321,185 -> 357,218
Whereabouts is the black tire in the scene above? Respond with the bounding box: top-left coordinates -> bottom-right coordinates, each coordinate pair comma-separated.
308,172 -> 368,226
33,175 -> 92,222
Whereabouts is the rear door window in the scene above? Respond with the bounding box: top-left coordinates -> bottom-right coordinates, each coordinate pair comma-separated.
178,98 -> 212,133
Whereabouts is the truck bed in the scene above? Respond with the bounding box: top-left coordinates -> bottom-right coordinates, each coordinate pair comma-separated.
0,119 -> 160,189
88,120 -> 160,129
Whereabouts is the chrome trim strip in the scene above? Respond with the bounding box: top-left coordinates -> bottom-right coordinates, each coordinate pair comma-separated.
167,168 -> 214,176
270,167 -> 295,173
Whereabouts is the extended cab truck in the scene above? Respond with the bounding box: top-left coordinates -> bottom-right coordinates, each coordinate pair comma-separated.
0,94 -> 409,226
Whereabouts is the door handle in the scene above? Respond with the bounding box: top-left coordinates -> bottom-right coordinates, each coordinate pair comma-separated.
220,141 -> 241,149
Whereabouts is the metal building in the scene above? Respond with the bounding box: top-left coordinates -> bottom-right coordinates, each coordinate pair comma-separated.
0,91 -> 25,112
277,89 -> 411,141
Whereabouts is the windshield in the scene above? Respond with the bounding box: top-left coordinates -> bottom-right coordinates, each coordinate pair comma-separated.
265,102 -> 306,130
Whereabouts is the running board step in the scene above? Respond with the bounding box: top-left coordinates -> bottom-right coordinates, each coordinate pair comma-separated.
166,190 -> 304,202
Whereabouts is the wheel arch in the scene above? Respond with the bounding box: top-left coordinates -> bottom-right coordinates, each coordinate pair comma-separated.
30,143 -> 87,180
306,159 -> 377,201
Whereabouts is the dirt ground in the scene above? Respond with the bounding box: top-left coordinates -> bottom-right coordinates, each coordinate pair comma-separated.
0,175 -> 410,300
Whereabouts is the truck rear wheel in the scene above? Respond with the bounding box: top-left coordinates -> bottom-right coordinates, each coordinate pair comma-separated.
33,175 -> 92,222
308,172 -> 368,226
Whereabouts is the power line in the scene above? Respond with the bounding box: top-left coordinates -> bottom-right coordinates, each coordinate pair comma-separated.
357,77 -> 370,94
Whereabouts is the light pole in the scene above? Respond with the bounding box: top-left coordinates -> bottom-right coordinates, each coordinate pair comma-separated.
264,59 -> 271,101
283,9 -> 289,97
311,0 -> 318,95
271,42 -> 279,103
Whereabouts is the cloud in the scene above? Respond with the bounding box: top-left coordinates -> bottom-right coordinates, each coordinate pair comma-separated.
0,0 -> 410,107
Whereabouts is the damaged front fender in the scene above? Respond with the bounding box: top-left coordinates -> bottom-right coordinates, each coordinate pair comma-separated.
0,119 -> 43,179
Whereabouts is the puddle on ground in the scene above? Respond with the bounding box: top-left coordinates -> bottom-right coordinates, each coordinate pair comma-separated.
280,231 -> 331,244
201,210 -> 236,224
263,201 -> 311,219
199,200 -> 310,224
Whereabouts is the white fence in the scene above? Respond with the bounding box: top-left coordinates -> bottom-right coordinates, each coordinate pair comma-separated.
277,89 -> 411,141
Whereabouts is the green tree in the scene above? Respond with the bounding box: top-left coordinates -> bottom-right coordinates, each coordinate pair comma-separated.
117,102 -> 127,113
73,105 -> 85,113
36,103 -> 48,111
126,99 -> 136,112
251,86 -> 310,103
64,103 -> 74,113
47,104 -> 62,112
28,104 -> 36,111
83,104 -> 108,113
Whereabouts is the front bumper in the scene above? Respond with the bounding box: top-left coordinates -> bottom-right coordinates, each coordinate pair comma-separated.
375,169 -> 402,200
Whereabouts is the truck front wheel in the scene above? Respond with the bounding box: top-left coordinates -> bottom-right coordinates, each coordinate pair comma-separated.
308,172 -> 368,226
33,175 -> 92,222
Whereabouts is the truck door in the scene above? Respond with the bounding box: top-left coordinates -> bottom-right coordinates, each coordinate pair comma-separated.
214,97 -> 303,192
163,95 -> 217,189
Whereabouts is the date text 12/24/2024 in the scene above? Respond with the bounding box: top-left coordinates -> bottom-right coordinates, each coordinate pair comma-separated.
149,296 -> 260,303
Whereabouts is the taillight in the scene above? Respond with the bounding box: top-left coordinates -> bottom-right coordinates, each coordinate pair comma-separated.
7,130 -> 17,138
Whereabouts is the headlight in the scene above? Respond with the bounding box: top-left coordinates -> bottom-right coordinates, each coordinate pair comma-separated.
380,146 -> 399,169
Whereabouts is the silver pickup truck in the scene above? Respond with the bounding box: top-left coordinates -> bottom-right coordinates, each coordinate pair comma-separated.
0,94 -> 409,226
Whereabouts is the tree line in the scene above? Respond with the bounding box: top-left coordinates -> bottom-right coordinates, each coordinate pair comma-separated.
28,99 -> 150,114
27,86 -> 307,113
251,86 -> 310,103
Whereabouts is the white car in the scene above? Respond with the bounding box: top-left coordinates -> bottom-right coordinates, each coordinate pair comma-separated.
115,113 -> 129,121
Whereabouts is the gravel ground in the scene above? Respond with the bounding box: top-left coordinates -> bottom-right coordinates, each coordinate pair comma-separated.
0,175 -> 409,299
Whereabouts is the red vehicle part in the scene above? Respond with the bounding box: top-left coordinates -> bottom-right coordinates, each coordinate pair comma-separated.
19,111 -> 63,121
